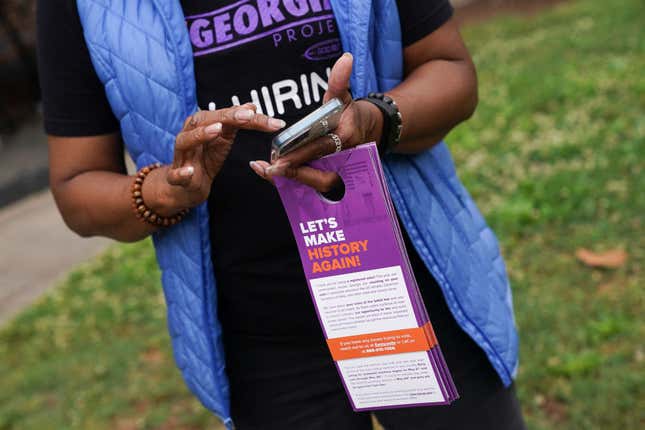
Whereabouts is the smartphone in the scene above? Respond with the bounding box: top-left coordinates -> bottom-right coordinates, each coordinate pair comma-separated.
271,98 -> 344,161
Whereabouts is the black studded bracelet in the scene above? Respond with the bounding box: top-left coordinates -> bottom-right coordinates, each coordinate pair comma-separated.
357,92 -> 403,156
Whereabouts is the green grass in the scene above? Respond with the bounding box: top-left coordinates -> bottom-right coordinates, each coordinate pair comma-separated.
451,0 -> 644,428
0,245 -> 220,430
1,0 -> 643,428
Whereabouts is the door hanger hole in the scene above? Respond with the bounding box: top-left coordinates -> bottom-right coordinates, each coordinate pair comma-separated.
318,174 -> 345,203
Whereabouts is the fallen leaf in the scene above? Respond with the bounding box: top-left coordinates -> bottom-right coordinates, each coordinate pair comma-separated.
575,248 -> 627,269
541,397 -> 568,423
135,400 -> 150,414
635,348 -> 644,363
114,418 -> 138,430
141,348 -> 164,364
596,283 -> 614,295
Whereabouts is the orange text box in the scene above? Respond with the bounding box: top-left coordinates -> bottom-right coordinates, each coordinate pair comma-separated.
326,323 -> 437,361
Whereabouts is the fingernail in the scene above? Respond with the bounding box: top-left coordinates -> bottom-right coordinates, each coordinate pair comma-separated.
249,161 -> 265,176
180,166 -> 194,177
343,52 -> 353,60
235,109 -> 254,120
269,118 -> 286,129
265,160 -> 289,175
205,122 -> 222,135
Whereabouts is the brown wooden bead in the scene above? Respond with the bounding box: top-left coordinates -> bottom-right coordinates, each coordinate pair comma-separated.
131,163 -> 187,227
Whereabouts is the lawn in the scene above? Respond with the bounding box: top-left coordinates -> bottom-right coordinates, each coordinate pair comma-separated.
1,0 -> 643,428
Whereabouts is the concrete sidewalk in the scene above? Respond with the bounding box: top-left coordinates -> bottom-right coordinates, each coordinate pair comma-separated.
0,112 -> 50,207
0,190 -> 112,325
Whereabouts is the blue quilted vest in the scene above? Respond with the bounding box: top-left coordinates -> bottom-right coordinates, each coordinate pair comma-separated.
76,0 -> 518,427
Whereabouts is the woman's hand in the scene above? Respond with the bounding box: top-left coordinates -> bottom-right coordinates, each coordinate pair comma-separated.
250,18 -> 480,193
249,53 -> 383,192
144,103 -> 285,215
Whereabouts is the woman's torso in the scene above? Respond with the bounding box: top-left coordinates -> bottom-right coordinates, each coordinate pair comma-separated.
181,0 -> 346,336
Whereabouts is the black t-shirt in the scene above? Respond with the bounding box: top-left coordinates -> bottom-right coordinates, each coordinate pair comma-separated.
37,0 -> 453,136
37,0 -> 455,337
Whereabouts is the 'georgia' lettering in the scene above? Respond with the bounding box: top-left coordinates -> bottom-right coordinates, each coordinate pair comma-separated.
187,0 -> 333,56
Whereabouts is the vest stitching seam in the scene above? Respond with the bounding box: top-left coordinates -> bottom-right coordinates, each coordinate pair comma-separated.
144,6 -> 226,406
411,157 -> 478,264
151,0 -> 195,121
84,0 -> 168,47
383,160 -> 513,383
149,28 -> 214,387
426,150 -> 470,217
130,112 -> 177,145
151,0 -> 223,409
411,155 -> 507,305
165,272 -> 219,402
92,44 -> 184,103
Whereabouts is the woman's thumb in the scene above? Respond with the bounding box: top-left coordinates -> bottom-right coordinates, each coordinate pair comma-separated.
324,52 -> 353,104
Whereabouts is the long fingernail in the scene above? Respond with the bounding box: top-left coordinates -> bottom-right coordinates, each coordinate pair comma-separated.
235,109 -> 255,120
265,160 -> 289,175
205,122 -> 222,135
269,118 -> 286,129
180,166 -> 194,177
249,161 -> 265,177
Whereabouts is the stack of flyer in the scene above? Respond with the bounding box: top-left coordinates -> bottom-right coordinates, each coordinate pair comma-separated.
275,142 -> 459,411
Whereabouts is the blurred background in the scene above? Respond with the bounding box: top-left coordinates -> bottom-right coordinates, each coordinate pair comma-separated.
0,0 -> 642,429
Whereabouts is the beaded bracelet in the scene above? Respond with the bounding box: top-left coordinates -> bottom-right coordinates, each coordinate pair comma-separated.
131,162 -> 189,227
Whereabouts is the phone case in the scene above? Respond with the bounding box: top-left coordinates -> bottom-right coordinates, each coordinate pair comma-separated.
271,98 -> 344,161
